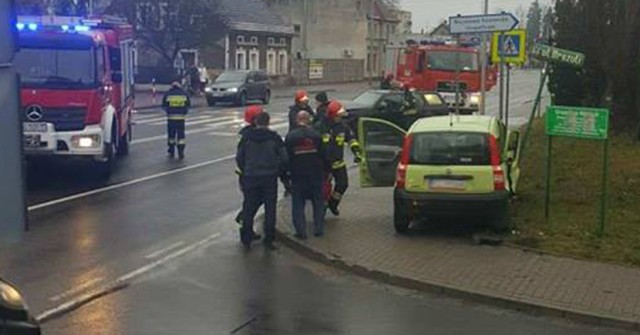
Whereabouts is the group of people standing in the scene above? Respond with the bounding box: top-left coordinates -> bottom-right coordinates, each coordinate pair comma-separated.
235,90 -> 362,250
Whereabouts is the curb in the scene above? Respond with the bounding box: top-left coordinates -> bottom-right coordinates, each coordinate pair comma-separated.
274,228 -> 640,332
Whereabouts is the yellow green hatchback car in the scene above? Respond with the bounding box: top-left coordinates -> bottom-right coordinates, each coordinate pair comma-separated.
358,115 -> 522,233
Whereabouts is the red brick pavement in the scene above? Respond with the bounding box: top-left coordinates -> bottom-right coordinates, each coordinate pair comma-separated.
275,176 -> 640,330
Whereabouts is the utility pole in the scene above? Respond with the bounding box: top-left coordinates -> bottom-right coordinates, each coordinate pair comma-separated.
479,0 -> 488,115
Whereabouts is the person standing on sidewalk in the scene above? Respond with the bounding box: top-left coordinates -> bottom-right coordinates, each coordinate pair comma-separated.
325,100 -> 363,216
313,91 -> 330,133
288,90 -> 315,132
234,105 -> 265,241
285,111 -> 329,239
236,112 -> 289,250
162,80 -> 191,159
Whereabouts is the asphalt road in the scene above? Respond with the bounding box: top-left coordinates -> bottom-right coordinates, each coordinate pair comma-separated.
1,71 -> 621,335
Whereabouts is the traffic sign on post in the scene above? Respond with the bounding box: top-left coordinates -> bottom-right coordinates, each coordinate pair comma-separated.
449,13 -> 519,34
531,43 -> 585,68
491,30 -> 527,64
546,106 -> 609,140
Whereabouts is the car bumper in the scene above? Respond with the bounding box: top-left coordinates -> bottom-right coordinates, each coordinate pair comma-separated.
394,188 -> 509,218
23,124 -> 105,157
205,92 -> 239,102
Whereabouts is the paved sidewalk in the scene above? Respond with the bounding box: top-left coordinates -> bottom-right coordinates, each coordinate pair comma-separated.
275,182 -> 640,330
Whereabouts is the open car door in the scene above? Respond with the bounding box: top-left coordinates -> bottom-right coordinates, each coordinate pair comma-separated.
358,117 -> 407,187
504,130 -> 522,194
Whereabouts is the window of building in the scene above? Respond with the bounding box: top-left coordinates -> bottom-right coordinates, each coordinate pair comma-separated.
277,51 -> 288,75
236,35 -> 245,44
279,37 -> 286,46
250,36 -> 258,45
267,50 -> 276,75
236,49 -> 246,70
249,48 -> 259,70
267,37 -> 275,46
294,24 -> 301,34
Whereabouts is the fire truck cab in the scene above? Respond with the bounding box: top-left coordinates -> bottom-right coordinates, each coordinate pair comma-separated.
15,16 -> 135,178
395,40 -> 497,114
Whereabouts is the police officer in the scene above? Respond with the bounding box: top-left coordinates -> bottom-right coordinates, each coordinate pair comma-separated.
162,80 -> 191,159
288,90 -> 315,132
285,111 -> 329,239
324,100 -> 362,216
236,112 -> 289,250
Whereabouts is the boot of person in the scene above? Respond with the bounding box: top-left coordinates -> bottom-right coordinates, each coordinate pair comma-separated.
328,198 -> 340,216
167,146 -> 175,158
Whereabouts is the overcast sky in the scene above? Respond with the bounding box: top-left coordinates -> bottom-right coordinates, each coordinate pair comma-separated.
400,0 -> 553,33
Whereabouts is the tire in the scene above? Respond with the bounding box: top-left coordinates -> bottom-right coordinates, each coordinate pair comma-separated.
207,97 -> 216,107
237,92 -> 247,107
98,123 -> 117,180
393,205 -> 411,234
490,211 -> 510,233
117,121 -> 131,157
263,90 -> 271,104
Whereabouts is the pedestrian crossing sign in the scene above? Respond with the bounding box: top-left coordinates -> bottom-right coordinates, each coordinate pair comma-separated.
491,29 -> 526,64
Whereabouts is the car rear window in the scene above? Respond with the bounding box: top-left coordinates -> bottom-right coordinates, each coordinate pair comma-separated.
410,132 -> 490,166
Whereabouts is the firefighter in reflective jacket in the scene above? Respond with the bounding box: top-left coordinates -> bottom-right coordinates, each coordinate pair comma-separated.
162,81 -> 191,159
324,100 -> 362,216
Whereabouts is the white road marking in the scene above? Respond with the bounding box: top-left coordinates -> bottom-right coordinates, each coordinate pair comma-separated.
36,232 -> 222,323
48,277 -> 105,302
144,241 -> 186,259
131,121 -> 242,145
28,155 -> 235,211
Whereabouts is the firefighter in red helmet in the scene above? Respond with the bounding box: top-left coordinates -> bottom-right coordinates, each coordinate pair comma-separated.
288,90 -> 315,132
323,100 -> 362,216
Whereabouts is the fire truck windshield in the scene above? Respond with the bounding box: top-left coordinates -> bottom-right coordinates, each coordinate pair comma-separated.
426,51 -> 479,72
15,47 -> 97,89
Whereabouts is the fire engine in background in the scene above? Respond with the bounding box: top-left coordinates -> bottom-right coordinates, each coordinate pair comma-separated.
15,16 -> 136,178
394,39 -> 498,114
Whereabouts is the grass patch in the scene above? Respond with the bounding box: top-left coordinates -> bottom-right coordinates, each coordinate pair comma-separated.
510,119 -> 640,266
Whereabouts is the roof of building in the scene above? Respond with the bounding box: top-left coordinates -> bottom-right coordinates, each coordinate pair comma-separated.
217,0 -> 294,35
368,0 -> 401,23
429,21 -> 451,37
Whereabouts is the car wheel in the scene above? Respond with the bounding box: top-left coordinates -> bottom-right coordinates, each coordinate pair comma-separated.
263,90 -> 271,104
237,92 -> 247,107
207,97 -> 216,107
393,205 -> 411,234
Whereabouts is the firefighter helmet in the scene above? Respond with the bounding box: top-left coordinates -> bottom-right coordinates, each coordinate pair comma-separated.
295,90 -> 309,103
327,100 -> 346,119
244,105 -> 263,124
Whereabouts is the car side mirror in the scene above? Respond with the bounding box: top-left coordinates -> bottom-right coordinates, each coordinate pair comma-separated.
507,131 -> 520,161
112,73 -> 123,83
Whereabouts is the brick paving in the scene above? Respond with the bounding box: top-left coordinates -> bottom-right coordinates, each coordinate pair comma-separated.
275,176 -> 640,329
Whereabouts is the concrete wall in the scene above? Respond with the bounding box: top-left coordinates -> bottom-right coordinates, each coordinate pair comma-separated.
291,59 -> 364,85
265,0 -> 367,62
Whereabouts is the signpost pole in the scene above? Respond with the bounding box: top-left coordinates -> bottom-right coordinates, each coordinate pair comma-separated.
520,62 -> 548,162
505,63 -> 511,129
479,0 -> 489,115
498,33 -> 505,121
455,34 -> 461,115
598,139 -> 609,236
545,135 -> 553,222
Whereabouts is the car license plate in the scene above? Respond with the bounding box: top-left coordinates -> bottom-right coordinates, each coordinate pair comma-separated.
23,134 -> 41,148
23,122 -> 47,132
429,179 -> 465,190
211,92 -> 223,97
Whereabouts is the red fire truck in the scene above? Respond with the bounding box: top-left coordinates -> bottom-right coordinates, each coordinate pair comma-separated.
15,16 -> 136,178
394,40 -> 497,113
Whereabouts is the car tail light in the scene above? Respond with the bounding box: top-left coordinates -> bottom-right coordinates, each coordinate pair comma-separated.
489,135 -> 505,191
395,135 -> 413,189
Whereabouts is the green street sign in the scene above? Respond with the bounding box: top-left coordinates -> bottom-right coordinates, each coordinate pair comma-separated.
531,43 -> 585,68
546,106 -> 609,140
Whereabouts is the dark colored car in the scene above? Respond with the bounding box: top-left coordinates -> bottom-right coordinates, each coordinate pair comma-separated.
205,70 -> 271,107
343,90 -> 449,132
0,278 -> 41,334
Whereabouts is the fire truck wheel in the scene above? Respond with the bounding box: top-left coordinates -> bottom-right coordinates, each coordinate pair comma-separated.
117,122 -> 131,157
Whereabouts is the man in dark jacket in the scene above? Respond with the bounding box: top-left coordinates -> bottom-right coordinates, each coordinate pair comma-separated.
236,112 -> 289,250
162,81 -> 191,159
285,111 -> 329,239
313,91 -> 330,134
288,90 -> 315,132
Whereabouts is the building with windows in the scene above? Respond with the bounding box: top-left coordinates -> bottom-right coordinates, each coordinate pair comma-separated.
365,0 -> 401,78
